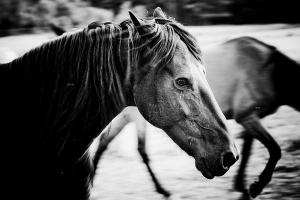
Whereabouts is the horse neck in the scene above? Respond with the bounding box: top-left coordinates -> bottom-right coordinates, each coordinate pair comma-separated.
0,63 -> 9,81
273,51 -> 300,111
2,38 -> 135,158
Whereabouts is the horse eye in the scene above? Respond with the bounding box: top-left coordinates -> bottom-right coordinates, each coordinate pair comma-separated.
175,78 -> 190,87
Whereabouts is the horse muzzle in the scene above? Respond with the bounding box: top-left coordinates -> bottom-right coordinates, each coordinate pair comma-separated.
195,149 -> 239,179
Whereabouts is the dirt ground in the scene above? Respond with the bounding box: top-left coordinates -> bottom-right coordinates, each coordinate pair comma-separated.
90,106 -> 300,200
1,24 -> 299,200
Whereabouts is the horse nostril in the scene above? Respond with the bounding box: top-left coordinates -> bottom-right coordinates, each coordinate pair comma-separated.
222,152 -> 238,169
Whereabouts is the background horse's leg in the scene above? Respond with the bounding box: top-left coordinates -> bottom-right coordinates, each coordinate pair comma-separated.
92,107 -> 170,198
93,113 -> 130,167
136,120 -> 171,198
240,114 -> 281,198
234,131 -> 254,194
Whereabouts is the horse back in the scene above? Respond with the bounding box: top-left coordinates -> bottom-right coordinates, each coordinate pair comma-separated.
204,37 -> 279,120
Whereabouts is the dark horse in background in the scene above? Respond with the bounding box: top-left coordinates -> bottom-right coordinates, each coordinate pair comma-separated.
0,8 -> 238,200
206,36 -> 300,198
93,36 -> 300,198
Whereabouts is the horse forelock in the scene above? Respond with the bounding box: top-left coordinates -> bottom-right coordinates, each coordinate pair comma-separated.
129,17 -> 203,84
143,17 -> 202,64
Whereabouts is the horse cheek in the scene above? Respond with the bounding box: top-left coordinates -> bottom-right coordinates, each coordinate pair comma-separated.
156,82 -> 183,125
133,74 -> 160,126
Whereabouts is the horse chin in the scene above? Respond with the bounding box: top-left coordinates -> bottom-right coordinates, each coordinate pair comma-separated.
195,157 -> 215,179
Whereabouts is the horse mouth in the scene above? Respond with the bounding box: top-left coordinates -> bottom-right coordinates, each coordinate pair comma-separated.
195,157 -> 214,179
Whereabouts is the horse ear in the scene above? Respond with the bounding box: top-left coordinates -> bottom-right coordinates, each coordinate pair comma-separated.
129,11 -> 142,27
129,11 -> 150,36
50,22 -> 66,36
153,7 -> 166,19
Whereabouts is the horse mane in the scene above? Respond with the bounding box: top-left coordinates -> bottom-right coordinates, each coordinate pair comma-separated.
6,15 -> 203,157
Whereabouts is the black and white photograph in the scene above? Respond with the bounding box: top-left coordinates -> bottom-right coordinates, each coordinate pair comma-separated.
0,1 -> 299,200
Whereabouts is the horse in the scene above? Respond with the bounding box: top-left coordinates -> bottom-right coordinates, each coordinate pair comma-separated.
50,22 -> 67,36
0,8 -> 238,200
93,36 -> 300,198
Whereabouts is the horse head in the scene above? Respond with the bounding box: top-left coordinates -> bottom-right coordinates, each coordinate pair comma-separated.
129,8 -> 239,179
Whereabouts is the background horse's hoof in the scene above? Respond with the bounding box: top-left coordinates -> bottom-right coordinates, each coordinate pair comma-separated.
233,179 -> 248,194
158,189 -> 171,199
238,193 -> 252,200
249,181 -> 263,198
166,193 -> 183,200
234,185 -> 249,194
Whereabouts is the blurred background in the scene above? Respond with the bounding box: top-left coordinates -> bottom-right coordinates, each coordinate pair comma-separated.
1,0 -> 300,36
0,0 -> 299,200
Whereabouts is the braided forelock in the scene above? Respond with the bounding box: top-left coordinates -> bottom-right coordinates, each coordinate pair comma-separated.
133,17 -> 203,74
146,23 -> 178,67
170,22 -> 203,63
